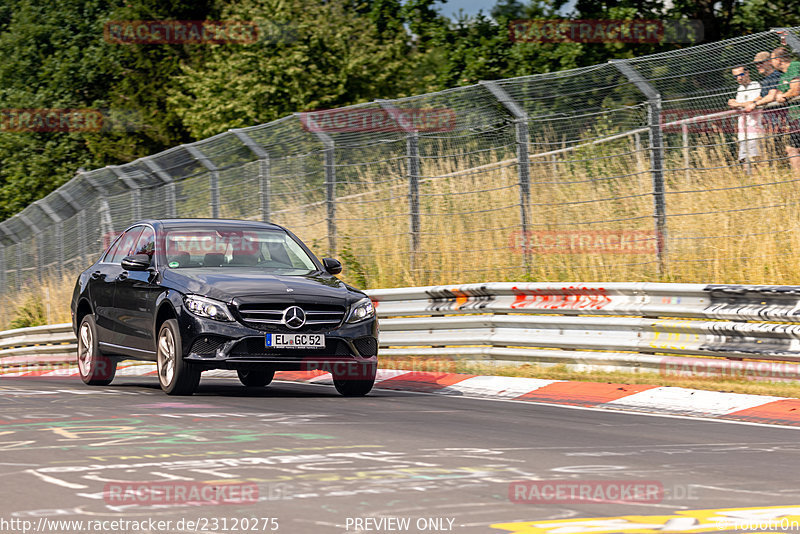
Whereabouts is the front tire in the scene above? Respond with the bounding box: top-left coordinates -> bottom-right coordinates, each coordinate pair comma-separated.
237,369 -> 275,387
77,315 -> 116,386
157,319 -> 200,395
332,362 -> 377,396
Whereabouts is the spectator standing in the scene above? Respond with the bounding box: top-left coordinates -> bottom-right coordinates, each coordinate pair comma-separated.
727,66 -> 762,172
746,51 -> 784,138
771,47 -> 800,177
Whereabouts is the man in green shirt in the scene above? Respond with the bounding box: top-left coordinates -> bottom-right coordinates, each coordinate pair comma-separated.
772,47 -> 800,177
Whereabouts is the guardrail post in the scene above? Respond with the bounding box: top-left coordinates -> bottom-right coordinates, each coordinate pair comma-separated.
230,129 -> 271,222
184,145 -> 220,219
480,81 -> 532,272
611,59 -> 668,274
141,157 -> 177,218
376,100 -> 421,268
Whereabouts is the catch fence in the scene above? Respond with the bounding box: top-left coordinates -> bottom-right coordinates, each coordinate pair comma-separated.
2,27 -> 800,294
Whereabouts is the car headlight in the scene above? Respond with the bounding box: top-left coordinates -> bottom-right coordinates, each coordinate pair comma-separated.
346,297 -> 375,323
184,295 -> 234,322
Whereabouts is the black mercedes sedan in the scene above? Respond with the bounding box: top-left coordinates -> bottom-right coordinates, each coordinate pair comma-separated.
70,219 -> 378,396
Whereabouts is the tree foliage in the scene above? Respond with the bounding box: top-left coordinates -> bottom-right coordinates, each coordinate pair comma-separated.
0,0 -> 795,219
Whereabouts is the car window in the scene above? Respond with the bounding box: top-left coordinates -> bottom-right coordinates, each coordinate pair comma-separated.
132,227 -> 156,260
101,235 -> 124,263
163,227 -> 317,271
108,226 -> 144,264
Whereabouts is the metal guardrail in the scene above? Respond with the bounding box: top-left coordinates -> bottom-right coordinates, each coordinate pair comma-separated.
370,282 -> 800,369
4,282 -> 800,373
0,323 -> 75,366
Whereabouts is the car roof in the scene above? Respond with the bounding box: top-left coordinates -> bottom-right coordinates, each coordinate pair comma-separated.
133,219 -> 286,232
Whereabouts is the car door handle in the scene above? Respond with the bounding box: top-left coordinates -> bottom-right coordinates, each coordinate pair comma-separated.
90,271 -> 103,280
117,271 -> 128,281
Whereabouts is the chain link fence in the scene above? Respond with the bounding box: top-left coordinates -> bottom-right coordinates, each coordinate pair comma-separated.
2,27 -> 800,296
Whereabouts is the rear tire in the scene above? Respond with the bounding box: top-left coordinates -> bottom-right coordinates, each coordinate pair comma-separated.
332,362 -> 376,396
237,369 -> 275,387
77,315 -> 116,386
157,319 -> 200,395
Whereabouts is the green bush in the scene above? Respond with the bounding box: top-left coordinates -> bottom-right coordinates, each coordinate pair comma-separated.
9,295 -> 47,330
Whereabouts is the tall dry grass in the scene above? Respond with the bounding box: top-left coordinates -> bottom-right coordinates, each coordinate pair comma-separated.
275,133 -> 800,288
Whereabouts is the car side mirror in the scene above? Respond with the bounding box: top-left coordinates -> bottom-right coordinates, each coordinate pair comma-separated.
121,254 -> 152,271
323,257 -> 342,275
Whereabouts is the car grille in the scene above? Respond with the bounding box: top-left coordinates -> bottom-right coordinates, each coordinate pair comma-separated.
235,303 -> 346,332
229,337 -> 353,358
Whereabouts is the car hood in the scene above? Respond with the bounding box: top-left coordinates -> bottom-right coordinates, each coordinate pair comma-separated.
161,268 -> 357,302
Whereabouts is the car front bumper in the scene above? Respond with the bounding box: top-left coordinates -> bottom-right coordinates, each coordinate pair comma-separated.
178,309 -> 378,370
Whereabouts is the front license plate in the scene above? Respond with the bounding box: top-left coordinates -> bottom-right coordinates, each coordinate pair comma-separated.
266,333 -> 325,349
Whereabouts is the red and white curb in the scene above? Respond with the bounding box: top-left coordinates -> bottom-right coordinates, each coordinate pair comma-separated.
4,363 -> 800,426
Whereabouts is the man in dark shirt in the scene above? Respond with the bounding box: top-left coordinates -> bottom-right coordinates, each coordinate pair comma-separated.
746,51 -> 783,136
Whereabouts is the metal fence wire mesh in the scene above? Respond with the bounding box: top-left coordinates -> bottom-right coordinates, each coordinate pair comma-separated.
3,27 -> 800,293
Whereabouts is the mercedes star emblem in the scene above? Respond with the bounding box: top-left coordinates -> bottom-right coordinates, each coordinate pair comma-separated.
282,306 -> 306,329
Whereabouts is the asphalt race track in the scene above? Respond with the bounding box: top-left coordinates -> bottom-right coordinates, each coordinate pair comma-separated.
2,375 -> 800,534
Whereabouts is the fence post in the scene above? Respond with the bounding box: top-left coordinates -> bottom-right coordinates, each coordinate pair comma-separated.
407,132 -> 420,257
109,166 -> 142,220
18,214 -> 41,284
185,145 -> 220,218
376,100 -> 421,268
611,59 -> 668,274
55,190 -> 85,266
77,211 -> 86,265
231,129 -> 271,222
307,127 -> 337,256
0,225 -> 16,293
35,200 -> 64,279
142,157 -> 177,218
16,243 -> 22,291
81,172 -> 116,259
480,81 -> 532,272
634,131 -> 645,171
682,123 -> 690,181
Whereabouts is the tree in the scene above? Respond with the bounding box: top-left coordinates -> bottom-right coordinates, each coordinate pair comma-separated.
169,0 -> 412,139
0,0 -> 214,219
0,0 -> 118,219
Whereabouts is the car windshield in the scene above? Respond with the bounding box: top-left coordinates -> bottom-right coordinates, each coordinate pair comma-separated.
161,227 -> 318,271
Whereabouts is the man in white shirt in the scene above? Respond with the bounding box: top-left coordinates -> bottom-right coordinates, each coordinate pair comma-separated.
727,66 -> 763,173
